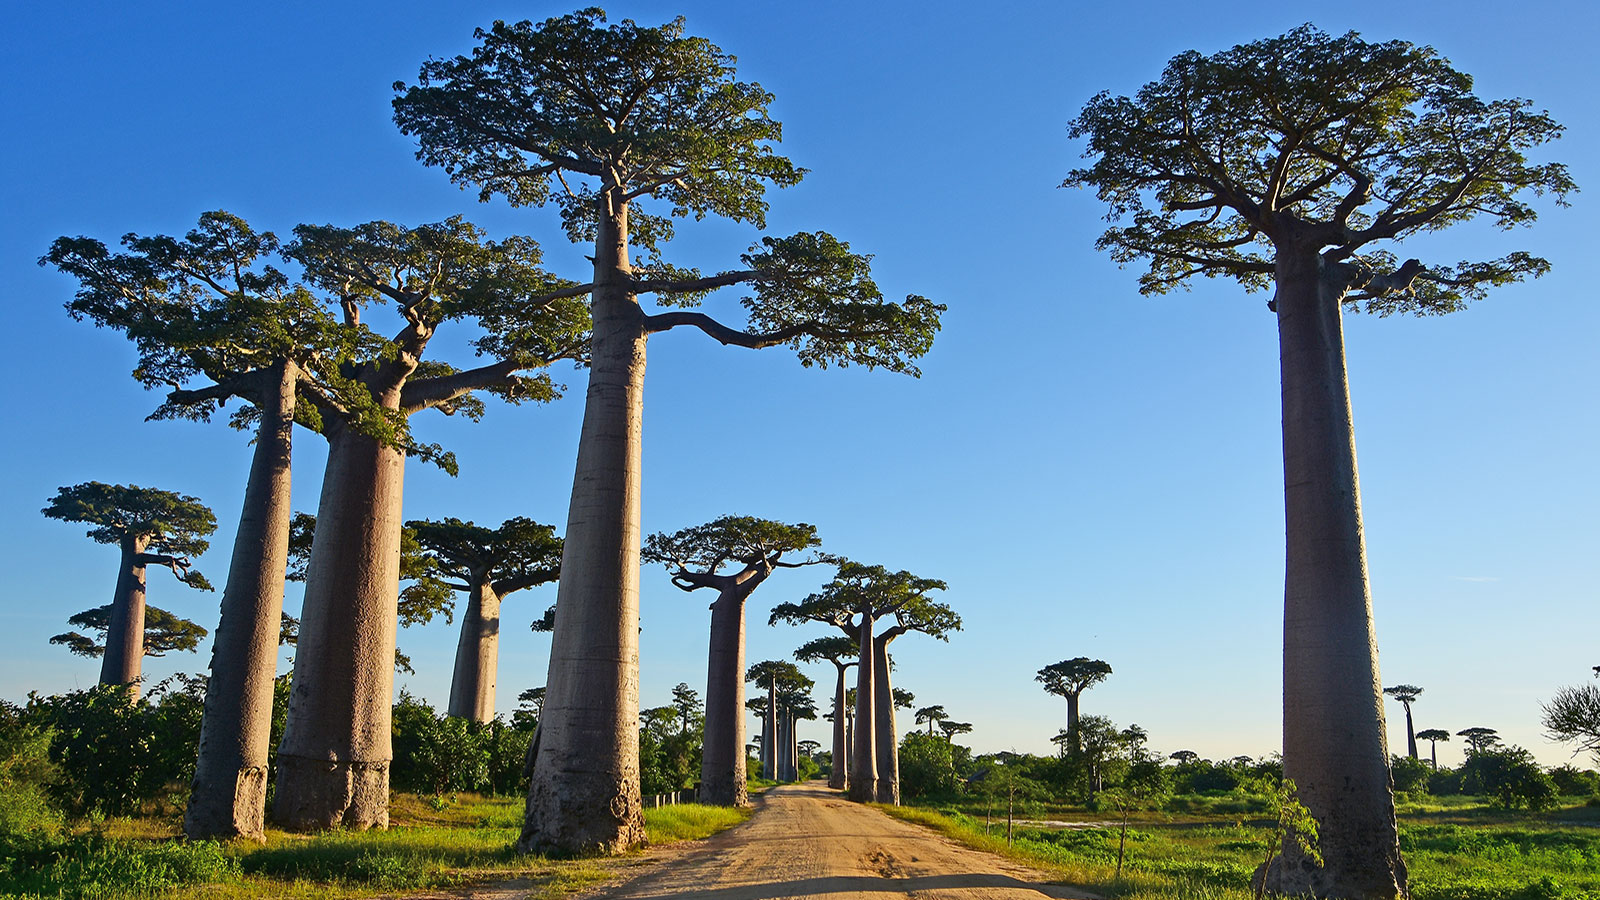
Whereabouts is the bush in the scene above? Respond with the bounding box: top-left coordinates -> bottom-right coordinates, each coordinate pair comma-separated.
900,732 -> 958,799
389,693 -> 535,796
0,704 -> 62,839
1548,765 -> 1599,797
0,833 -> 237,898
21,677 -> 205,816
1461,747 -> 1560,811
1392,755 -> 1433,795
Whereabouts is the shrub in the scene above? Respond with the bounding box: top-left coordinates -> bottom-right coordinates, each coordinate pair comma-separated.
1392,755 -> 1433,795
900,732 -> 958,799
0,833 -> 237,898
1461,747 -> 1560,811
0,704 -> 62,839
1548,765 -> 1599,797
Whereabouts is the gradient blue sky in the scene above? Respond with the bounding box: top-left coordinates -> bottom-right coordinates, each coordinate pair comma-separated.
2,1 -> 1595,769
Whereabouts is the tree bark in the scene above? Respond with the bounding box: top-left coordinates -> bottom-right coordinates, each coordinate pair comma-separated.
1258,250 -> 1407,900
700,587 -> 749,805
873,635 -> 900,805
829,663 -> 848,790
520,194 -> 647,855
849,607 -> 877,803
447,575 -> 501,723
100,534 -> 152,694
273,420 -> 405,831
1066,693 -> 1081,755
1402,703 -> 1417,761
764,679 -> 777,780
186,361 -> 297,841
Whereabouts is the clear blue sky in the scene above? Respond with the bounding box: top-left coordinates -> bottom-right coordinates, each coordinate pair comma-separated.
2,1 -> 1595,769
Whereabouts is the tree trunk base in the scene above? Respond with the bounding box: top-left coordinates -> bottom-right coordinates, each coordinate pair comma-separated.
848,779 -> 877,803
828,771 -> 846,790
518,775 -> 646,855
875,781 -> 899,805
183,764 -> 268,842
271,755 -> 390,831
1254,845 -> 1407,900
700,774 -> 748,808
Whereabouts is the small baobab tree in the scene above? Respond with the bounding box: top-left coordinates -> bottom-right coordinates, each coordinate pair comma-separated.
746,660 -> 804,781
938,721 -> 973,743
915,705 -> 947,736
42,483 -> 215,694
643,517 -> 822,806
50,605 -> 206,661
1414,729 -> 1450,770
394,10 -> 942,854
794,635 -> 858,790
1383,685 -> 1424,760
1036,658 -> 1112,755
402,517 -> 563,723
1066,25 -> 1572,899
772,560 -> 955,805
1457,727 -> 1500,756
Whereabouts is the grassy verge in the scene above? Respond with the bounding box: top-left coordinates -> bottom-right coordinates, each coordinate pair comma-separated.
883,801 -> 1600,900
1,794 -> 750,900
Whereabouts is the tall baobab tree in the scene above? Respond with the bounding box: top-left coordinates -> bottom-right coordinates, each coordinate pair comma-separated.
1383,685 -> 1424,760
274,218 -> 586,831
402,517 -> 563,722
1414,729 -> 1450,770
44,211 -> 370,838
643,517 -> 822,806
1065,26 -> 1570,898
915,705 -> 948,736
395,10 -> 942,853
794,635 -> 859,790
42,483 -> 215,694
1036,658 -> 1112,755
772,561 -> 955,804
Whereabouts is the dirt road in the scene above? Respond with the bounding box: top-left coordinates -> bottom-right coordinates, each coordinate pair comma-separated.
586,783 -> 1097,900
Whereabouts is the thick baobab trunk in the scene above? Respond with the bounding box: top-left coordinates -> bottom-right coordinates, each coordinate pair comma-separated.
776,707 -> 790,781
873,636 -> 899,805
447,578 -> 502,723
1258,251 -> 1406,900
274,421 -> 405,831
829,664 -> 848,790
521,198 -> 647,855
100,534 -> 153,693
1402,703 -> 1418,761
186,362 -> 296,841
700,589 -> 748,805
849,609 -> 878,803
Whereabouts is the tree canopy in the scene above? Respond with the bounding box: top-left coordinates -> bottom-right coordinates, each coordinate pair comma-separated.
50,605 -> 207,658
642,516 -> 820,588
43,483 -> 215,589
1036,658 -> 1114,700
1064,24 -> 1573,312
404,517 -> 563,599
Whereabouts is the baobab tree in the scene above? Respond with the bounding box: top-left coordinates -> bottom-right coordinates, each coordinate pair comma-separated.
772,561 -> 954,804
1457,727 -> 1500,756
1065,26 -> 1571,899
938,721 -> 973,743
795,636 -> 858,791
274,218 -> 586,831
394,10 -> 942,853
643,517 -> 822,805
1383,685 -> 1424,760
42,483 -> 214,694
915,705 -> 948,736
44,211 -> 369,838
1036,658 -> 1112,755
402,517 -> 563,722
1414,729 -> 1450,770
746,660 -> 807,781
50,605 -> 206,660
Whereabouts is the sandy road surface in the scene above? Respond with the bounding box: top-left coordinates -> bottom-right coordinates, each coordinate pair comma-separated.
585,782 -> 1097,900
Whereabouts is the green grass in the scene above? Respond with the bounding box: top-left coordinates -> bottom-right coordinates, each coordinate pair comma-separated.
885,800 -> 1600,900
1,794 -> 749,900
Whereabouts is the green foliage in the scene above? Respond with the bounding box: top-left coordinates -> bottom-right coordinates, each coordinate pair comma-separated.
1548,766 -> 1600,798
0,707 -> 61,839
21,678 -> 205,816
403,516 -> 563,614
643,516 -> 820,577
394,8 -> 802,236
1,833 -> 239,899
1394,755 -> 1435,795
641,804 -> 750,844
42,482 -> 215,571
1459,747 -> 1560,811
1065,25 -> 1574,311
49,604 -> 206,659
900,731 -> 959,799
